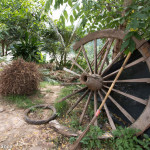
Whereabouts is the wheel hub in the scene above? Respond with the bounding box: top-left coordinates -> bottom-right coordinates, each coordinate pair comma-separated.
80,73 -> 103,91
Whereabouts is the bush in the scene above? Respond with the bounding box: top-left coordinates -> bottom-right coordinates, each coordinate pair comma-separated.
0,58 -> 41,96
12,32 -> 45,63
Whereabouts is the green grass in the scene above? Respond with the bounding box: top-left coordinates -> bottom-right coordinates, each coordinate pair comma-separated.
5,95 -> 43,109
40,80 -> 59,88
56,85 -> 78,100
55,85 -> 78,116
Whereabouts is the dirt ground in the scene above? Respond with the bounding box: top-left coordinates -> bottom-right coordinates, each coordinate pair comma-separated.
0,85 -> 69,150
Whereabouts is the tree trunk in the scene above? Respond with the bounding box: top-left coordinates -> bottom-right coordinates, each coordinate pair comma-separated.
64,51 -> 67,66
1,41 -> 5,56
112,0 -> 132,59
6,44 -> 9,56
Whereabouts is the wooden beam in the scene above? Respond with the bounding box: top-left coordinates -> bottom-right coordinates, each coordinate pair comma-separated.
103,57 -> 145,79
101,49 -> 125,76
80,91 -> 93,124
94,91 -> 98,126
103,78 -> 150,83
101,88 -> 135,123
98,39 -> 114,74
70,58 -> 87,73
103,85 -> 147,105
81,45 -> 93,74
98,90 -> 116,130
57,87 -> 87,103
94,39 -> 97,74
67,89 -> 89,114
63,67 -> 80,77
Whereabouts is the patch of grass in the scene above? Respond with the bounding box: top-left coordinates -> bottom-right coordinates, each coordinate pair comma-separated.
40,80 -> 59,88
55,101 -> 69,117
55,85 -> 78,116
56,85 -> 78,99
40,81 -> 50,88
70,115 -> 80,129
5,95 -> 43,109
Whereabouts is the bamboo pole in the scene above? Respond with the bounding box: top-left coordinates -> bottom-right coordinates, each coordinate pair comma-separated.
70,51 -> 132,150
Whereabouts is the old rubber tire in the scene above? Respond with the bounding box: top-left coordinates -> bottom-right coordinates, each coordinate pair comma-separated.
24,104 -> 57,125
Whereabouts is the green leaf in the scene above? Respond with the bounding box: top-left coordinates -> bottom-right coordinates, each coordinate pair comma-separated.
124,32 -> 134,40
128,39 -> 136,53
121,39 -> 130,51
133,32 -> 142,40
60,15 -> 65,25
73,10 -> 76,18
63,10 -> 68,19
76,5 -> 80,12
120,18 -> 125,25
70,15 -> 74,24
137,13 -> 148,19
131,19 -> 139,29
68,0 -> 72,7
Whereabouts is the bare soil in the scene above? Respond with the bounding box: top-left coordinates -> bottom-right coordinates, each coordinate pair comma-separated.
0,85 -> 70,150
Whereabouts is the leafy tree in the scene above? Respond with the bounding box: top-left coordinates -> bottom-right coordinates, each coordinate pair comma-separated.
0,0 -> 46,56
45,0 -> 150,53
41,22 -> 79,69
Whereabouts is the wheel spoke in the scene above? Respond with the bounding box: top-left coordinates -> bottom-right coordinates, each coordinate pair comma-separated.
94,39 -> 97,74
103,57 -> 145,79
98,38 -> 114,75
103,85 -> 147,105
80,91 -> 93,124
94,91 -> 98,126
101,88 -> 135,123
57,87 -> 88,103
67,89 -> 90,114
98,90 -> 116,130
103,78 -> 150,83
81,45 -> 93,74
86,47 -> 103,72
70,58 -> 87,73
63,67 -> 80,77
101,49 -> 125,76
97,46 -> 107,71
86,40 -> 109,72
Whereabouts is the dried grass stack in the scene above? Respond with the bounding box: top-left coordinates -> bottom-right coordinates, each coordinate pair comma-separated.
0,58 -> 41,96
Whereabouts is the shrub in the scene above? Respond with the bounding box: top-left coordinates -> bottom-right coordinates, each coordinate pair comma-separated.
111,127 -> 150,150
0,58 -> 41,96
12,32 -> 45,63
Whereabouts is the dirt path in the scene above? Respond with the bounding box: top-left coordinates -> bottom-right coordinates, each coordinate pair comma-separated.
0,85 -> 65,150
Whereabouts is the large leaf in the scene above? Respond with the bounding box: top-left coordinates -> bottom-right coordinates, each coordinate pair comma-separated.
45,0 -> 53,12
63,10 -> 68,19
68,0 -> 72,7
70,15 -> 74,24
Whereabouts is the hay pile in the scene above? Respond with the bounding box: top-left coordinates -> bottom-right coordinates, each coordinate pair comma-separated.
0,58 -> 41,95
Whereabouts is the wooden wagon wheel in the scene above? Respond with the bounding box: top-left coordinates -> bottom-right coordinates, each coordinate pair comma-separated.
60,29 -> 150,135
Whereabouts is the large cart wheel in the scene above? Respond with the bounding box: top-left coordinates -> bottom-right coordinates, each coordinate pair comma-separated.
60,29 -> 150,135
